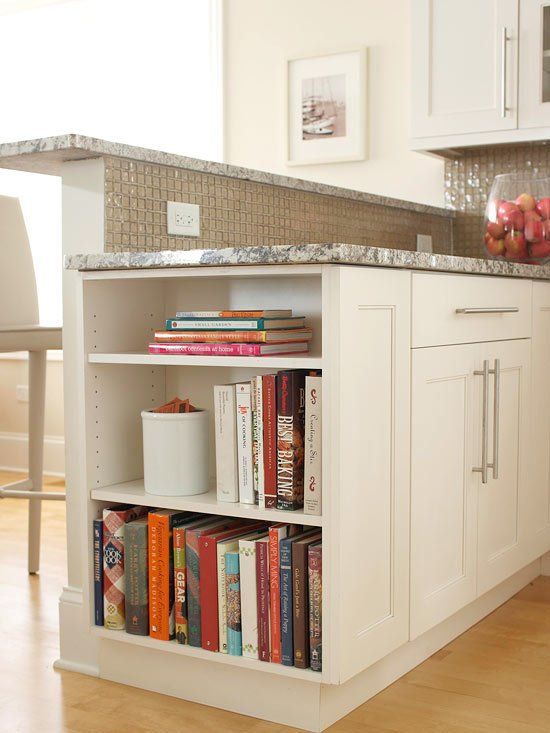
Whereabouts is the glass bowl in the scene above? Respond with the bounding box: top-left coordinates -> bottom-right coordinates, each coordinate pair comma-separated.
484,173 -> 550,264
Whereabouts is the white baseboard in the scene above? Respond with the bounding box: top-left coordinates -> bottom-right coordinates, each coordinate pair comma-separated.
0,430 -> 65,477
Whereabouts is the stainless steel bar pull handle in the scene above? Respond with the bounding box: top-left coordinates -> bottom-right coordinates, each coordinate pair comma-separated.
501,27 -> 508,118
455,307 -> 519,314
473,360 -> 490,484
491,358 -> 500,479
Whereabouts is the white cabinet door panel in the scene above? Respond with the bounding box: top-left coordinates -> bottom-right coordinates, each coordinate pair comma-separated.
411,0 -> 518,138
519,0 -> 550,128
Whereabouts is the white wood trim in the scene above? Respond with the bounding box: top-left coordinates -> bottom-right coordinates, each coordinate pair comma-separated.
0,430 -> 64,476
0,350 -> 62,361
88,352 -> 322,369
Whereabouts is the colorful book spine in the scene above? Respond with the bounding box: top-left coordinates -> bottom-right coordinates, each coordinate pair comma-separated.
279,536 -> 294,665
236,383 -> 254,505
148,510 -> 184,641
173,526 -> 189,644
214,384 -> 239,502
292,533 -> 322,668
276,370 -> 307,510
154,329 -> 312,343
239,535 -> 262,659
93,518 -> 103,626
256,537 -> 270,662
103,505 -> 146,629
308,543 -> 322,672
304,375 -> 322,516
268,525 -> 289,663
149,342 -> 308,356
262,374 -> 277,508
175,310 -> 292,318
217,540 -> 238,653
253,377 -> 265,507
165,317 -> 303,330
125,517 -> 149,636
225,551 -> 242,656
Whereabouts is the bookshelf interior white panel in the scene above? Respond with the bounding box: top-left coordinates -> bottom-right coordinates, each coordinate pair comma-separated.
88,352 -> 323,368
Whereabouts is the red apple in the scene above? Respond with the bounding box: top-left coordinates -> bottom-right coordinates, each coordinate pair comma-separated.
525,216 -> 543,242
504,231 -> 528,259
515,193 -> 536,212
503,208 -> 525,232
536,197 -> 550,220
487,198 -> 504,222
529,241 -> 550,259
498,201 -> 519,220
543,220 -> 550,240
485,235 -> 506,257
486,220 -> 506,239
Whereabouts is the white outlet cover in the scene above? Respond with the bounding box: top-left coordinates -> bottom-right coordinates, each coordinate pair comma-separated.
167,201 -> 200,237
416,234 -> 433,253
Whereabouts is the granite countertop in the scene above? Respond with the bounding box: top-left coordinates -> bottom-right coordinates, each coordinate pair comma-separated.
64,243 -> 550,280
0,133 -> 451,218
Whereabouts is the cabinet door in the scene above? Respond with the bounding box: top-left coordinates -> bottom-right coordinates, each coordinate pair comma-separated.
326,266 -> 410,684
411,0 -> 518,138
529,283 -> 550,558
410,343 -> 480,640
519,0 -> 550,127
477,339 -> 531,595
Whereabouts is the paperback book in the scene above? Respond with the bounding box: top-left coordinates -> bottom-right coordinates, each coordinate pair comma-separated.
236,383 -> 254,505
125,516 -> 149,636
239,532 -> 268,659
154,328 -> 313,344
175,310 -> 292,318
214,384 -> 239,503
165,317 -> 305,331
308,542 -> 322,672
225,551 -> 242,656
292,532 -> 322,669
93,518 -> 103,626
149,342 -> 309,356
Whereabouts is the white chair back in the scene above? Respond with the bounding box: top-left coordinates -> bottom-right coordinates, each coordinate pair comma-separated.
0,195 -> 39,328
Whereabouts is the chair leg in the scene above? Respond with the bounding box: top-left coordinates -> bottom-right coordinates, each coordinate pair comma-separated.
28,350 -> 47,575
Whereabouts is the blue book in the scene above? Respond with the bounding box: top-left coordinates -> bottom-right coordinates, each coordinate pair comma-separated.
279,536 -> 294,666
225,551 -> 242,656
165,316 -> 304,331
93,518 -> 104,626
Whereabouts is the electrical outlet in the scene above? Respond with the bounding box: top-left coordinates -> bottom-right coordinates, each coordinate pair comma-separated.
16,384 -> 29,403
167,201 -> 200,237
416,234 -> 433,253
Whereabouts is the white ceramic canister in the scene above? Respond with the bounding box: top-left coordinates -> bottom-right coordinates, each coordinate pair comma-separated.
141,409 -> 210,496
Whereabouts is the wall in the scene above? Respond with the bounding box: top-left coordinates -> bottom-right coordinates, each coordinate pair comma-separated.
224,0 -> 445,208
0,356 -> 64,475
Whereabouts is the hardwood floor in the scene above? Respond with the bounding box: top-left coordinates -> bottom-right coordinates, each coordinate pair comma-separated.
3,469 -> 550,733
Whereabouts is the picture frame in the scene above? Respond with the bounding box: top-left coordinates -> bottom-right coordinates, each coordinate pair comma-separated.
286,48 -> 367,166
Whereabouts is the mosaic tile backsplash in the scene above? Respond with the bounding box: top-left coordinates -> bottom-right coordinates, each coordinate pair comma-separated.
104,156 -> 453,255
445,142 -> 550,257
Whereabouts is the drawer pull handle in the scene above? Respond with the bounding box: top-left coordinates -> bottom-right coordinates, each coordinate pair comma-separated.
473,359 -> 500,484
455,307 -> 519,314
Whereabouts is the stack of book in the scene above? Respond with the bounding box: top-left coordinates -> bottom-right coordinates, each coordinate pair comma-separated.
93,509 -> 322,671
149,309 -> 313,357
215,370 -> 322,514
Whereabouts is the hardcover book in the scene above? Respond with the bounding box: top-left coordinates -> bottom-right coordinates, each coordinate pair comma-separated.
262,374 -> 277,508
292,532 -> 322,669
236,382 -> 254,505
269,524 -> 298,663
279,528 -> 319,665
277,370 -> 307,511
214,384 -> 239,503
216,528 -> 267,654
93,518 -> 103,626
256,536 -> 271,662
251,376 -> 265,506
103,504 -> 147,630
154,328 -> 313,344
125,517 -> 149,636
175,310 -> 292,318
148,509 -> 189,641
239,532 -> 268,659
225,551 -> 242,656
166,317 -> 305,331
199,521 -> 263,651
148,342 -> 309,356
173,515 -> 215,645
308,542 -> 322,672
304,375 -> 322,516
186,517 -> 239,647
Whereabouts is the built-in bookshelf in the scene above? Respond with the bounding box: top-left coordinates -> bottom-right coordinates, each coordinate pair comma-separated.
88,352 -> 323,369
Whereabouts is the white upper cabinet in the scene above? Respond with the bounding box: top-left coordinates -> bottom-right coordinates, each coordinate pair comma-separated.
411,0 -> 519,138
519,0 -> 550,127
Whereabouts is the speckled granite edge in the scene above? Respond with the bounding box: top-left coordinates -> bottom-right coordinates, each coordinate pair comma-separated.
64,243 -> 550,280
0,133 -> 452,218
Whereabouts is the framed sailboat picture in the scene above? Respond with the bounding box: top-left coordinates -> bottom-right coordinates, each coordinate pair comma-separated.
286,48 -> 367,165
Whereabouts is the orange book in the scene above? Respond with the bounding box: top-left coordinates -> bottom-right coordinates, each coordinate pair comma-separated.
148,509 -> 187,641
268,524 -> 296,663
154,328 -> 313,344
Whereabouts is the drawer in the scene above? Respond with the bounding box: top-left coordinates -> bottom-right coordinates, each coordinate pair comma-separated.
412,273 -> 532,348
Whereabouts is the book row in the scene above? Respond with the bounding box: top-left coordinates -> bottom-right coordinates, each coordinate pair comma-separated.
148,308 -> 313,357
215,370 -> 322,515
94,506 -> 322,671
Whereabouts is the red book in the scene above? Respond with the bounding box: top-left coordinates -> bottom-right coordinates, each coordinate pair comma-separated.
262,374 -> 277,508
256,536 -> 270,662
268,524 -> 297,663
148,342 -> 309,357
199,521 -> 264,651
